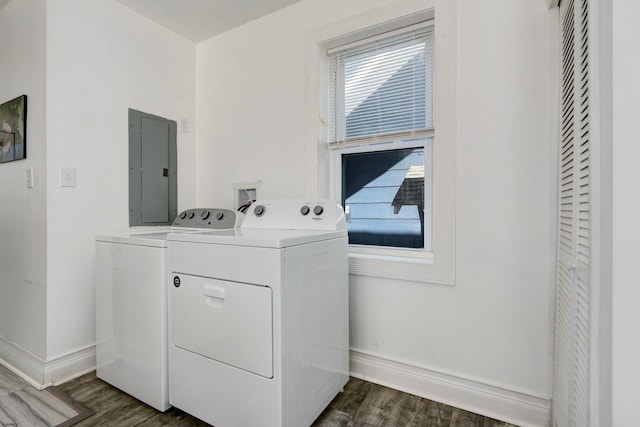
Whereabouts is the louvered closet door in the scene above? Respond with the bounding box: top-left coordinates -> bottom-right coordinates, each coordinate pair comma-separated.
554,0 -> 591,426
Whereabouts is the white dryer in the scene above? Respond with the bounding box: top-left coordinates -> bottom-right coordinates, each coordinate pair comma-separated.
95,208 -> 243,411
167,199 -> 349,427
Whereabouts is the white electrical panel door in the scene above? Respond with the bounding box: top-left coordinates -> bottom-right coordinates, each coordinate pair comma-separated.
171,274 -> 273,378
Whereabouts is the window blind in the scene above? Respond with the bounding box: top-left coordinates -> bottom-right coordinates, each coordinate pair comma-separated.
328,22 -> 434,147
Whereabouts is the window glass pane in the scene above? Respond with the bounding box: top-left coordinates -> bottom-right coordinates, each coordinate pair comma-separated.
342,147 -> 425,249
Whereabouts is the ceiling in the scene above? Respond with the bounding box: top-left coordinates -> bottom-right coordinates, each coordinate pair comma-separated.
0,0 -> 302,42
112,0 -> 304,42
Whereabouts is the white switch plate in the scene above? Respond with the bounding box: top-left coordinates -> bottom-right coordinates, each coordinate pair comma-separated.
60,167 -> 76,187
26,168 -> 34,188
179,117 -> 189,133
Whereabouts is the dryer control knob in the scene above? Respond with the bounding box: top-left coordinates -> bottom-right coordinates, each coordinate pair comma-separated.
254,205 -> 266,217
179,211 -> 187,219
187,211 -> 195,219
200,210 -> 211,220
313,205 -> 324,215
300,206 -> 310,216
216,212 -> 224,221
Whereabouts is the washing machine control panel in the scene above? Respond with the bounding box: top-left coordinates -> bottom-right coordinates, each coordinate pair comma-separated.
172,208 -> 243,229
243,199 -> 346,231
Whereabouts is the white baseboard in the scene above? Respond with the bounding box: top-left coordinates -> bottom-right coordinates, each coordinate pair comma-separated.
0,337 -> 48,390
1,338 -> 549,425
44,345 -> 96,386
349,349 -> 551,427
0,336 -> 95,389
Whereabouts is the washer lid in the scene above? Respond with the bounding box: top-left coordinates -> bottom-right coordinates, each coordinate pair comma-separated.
167,228 -> 347,248
96,228 -> 211,247
96,228 -> 171,247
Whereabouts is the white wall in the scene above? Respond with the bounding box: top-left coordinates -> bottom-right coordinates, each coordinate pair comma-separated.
44,0 -> 196,364
611,1 -> 640,425
0,0 -> 47,361
455,0 -> 553,391
195,0 -> 414,206
196,0 -> 554,424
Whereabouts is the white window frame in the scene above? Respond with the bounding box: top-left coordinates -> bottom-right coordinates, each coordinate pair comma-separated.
303,0 -> 457,286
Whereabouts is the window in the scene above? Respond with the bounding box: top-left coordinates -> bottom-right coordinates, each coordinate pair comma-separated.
328,22 -> 434,253
306,3 -> 456,285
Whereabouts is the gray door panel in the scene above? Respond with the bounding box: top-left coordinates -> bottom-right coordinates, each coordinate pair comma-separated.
141,117 -> 169,223
129,109 -> 177,226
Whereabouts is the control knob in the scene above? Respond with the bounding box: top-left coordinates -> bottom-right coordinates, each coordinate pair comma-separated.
187,211 -> 195,219
300,206 -> 310,216
216,212 -> 224,221
254,205 -> 266,217
313,205 -> 324,215
200,210 -> 211,220
179,211 -> 187,219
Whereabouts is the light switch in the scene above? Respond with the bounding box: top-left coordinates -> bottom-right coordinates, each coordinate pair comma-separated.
26,168 -> 34,188
179,117 -> 189,133
60,167 -> 76,187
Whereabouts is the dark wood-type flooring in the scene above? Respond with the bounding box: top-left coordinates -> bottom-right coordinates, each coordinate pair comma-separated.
58,372 -> 519,427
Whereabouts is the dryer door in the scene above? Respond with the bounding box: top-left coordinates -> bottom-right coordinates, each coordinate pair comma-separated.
171,274 -> 273,378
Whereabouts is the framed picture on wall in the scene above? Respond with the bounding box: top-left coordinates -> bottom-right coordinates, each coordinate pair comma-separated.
0,95 -> 27,163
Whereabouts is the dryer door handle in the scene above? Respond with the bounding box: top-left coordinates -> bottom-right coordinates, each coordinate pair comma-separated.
203,284 -> 226,308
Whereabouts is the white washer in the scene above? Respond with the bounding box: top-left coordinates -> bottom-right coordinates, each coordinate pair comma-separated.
95,208 -> 243,411
168,199 -> 349,427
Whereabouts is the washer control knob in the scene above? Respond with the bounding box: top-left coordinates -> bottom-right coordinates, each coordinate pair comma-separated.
216,212 -> 224,221
179,211 -> 187,219
254,205 -> 266,217
300,206 -> 310,216
187,211 -> 195,219
200,210 -> 211,220
313,205 -> 324,215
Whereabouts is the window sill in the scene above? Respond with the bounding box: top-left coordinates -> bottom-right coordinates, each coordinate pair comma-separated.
348,250 -> 454,286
